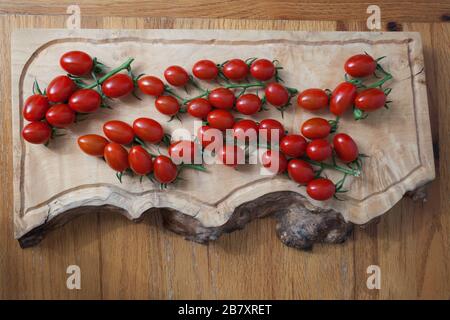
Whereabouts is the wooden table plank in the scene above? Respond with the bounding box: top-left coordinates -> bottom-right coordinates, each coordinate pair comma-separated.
0,14 -> 449,300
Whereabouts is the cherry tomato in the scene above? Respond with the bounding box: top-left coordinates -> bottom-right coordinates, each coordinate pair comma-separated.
164,65 -> 189,87
192,60 -> 218,80
259,119 -> 285,143
218,145 -> 244,168
137,75 -> 165,96
128,145 -> 153,175
208,88 -> 235,109
155,95 -> 180,116
261,150 -> 287,174
307,178 -> 336,201
232,119 -> 259,142
329,82 -> 357,116
280,134 -> 307,158
60,51 -> 93,76
306,139 -> 333,161
187,98 -> 212,119
355,88 -> 387,111
297,88 -> 329,111
301,117 -> 331,139
77,134 -> 109,157
197,125 -> 217,148
222,59 -> 248,81
22,122 -> 52,144
250,59 -> 275,81
235,93 -> 261,115
207,109 -> 234,130
133,118 -> 164,144
23,94 -> 49,121
45,104 -> 75,128
287,159 -> 315,184
265,83 -> 289,107
46,75 -> 77,103
333,133 -> 359,162
168,140 -> 199,164
344,54 -> 377,78
103,120 -> 135,145
101,73 -> 134,98
68,89 -> 102,113
104,142 -> 129,172
153,155 -> 178,184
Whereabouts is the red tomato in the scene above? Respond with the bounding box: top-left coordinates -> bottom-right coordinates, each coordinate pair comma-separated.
60,51 -> 93,76
261,150 -> 287,174
355,88 -> 387,111
265,83 -> 289,107
197,125 -> 217,148
45,104 -> 75,128
235,93 -> 261,115
22,122 -> 52,144
192,60 -> 218,80
77,134 -> 109,157
259,119 -> 285,143
137,75 -> 165,96
306,139 -> 333,161
344,54 -> 377,78
208,88 -> 235,109
333,133 -> 359,162
155,95 -> 180,116
232,119 -> 259,142
329,82 -> 357,116
301,117 -> 331,139
287,159 -> 315,184
104,142 -> 129,172
153,155 -> 178,184
101,74 -> 134,98
168,140 -> 199,164
164,66 -> 189,87
128,145 -> 153,175
218,145 -> 244,168
222,59 -> 249,81
46,75 -> 77,103
103,120 -> 135,145
187,98 -> 212,119
68,89 -> 102,113
132,118 -> 164,144
297,88 -> 329,111
307,178 -> 336,201
280,134 -> 307,158
250,59 -> 275,81
207,109 -> 234,130
23,94 -> 49,121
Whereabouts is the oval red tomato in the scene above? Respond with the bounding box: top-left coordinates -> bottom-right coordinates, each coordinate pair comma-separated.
77,134 -> 109,157
265,83 -> 289,107
355,88 -> 387,111
60,51 -> 93,76
208,88 -> 235,109
45,104 -> 76,128
103,120 -> 135,145
235,93 -> 261,115
22,122 -> 52,144
197,125 -> 217,148
344,54 -> 377,78
301,117 -> 331,139
137,75 -> 165,96
329,82 -> 357,116
128,145 -> 153,175
222,59 -> 248,81
250,59 -> 275,81
164,66 -> 189,87
218,145 -> 244,168
23,94 -> 49,121
104,142 -> 129,172
297,88 -> 329,111
333,133 -> 359,162
192,60 -> 218,80
153,155 -> 178,184
101,73 -> 134,98
133,118 -> 164,144
280,134 -> 307,158
261,150 -> 287,174
232,119 -> 259,142
287,159 -> 315,184
155,95 -> 180,116
187,98 -> 212,119
258,119 -> 285,143
306,139 -> 333,161
307,178 -> 336,201
46,75 -> 77,103
168,140 -> 199,164
68,89 -> 102,113
207,109 -> 234,131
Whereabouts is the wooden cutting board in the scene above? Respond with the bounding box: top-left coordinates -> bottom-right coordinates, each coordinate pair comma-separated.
11,29 -> 434,248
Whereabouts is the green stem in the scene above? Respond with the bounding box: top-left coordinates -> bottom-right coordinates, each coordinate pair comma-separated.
182,90 -> 209,104
302,158 -> 360,177
366,73 -> 393,88
85,58 -> 134,89
224,82 -> 265,90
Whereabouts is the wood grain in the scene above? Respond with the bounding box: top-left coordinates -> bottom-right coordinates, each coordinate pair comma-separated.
0,14 -> 449,300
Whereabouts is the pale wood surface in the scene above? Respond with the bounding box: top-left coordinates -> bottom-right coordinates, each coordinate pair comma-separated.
0,14 -> 449,299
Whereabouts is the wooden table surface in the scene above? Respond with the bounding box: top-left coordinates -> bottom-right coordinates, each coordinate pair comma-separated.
0,1 -> 449,299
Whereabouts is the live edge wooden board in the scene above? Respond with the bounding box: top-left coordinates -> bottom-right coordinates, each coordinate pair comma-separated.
11,29 -> 434,249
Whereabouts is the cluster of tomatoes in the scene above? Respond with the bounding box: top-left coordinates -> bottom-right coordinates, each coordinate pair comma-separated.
297,53 -> 392,120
